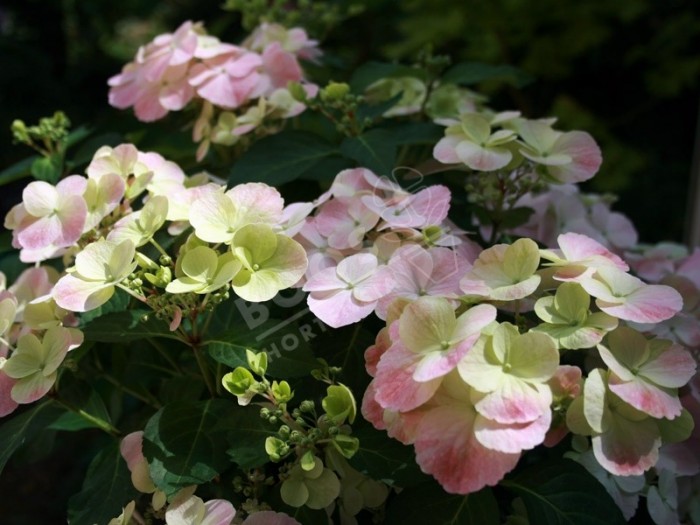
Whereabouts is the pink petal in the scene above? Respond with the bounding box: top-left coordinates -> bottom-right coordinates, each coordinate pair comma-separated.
474,409 -> 551,453
374,344 -> 441,411
597,284 -> 683,323
307,290 -> 375,328
413,404 -> 520,494
608,375 -> 682,419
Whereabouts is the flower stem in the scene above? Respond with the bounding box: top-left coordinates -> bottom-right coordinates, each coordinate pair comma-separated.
194,344 -> 216,397
54,398 -> 121,437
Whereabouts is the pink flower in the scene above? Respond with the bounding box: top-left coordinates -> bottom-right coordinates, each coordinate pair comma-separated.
314,198 -> 379,250
303,253 -> 395,328
6,176 -> 87,262
188,48 -> 263,109
375,245 -> 467,319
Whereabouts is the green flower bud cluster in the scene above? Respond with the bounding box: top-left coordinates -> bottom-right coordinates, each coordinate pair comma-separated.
307,82 -> 368,137
12,111 -> 71,152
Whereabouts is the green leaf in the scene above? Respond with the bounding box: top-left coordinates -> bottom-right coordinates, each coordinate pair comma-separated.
30,155 -> 62,183
230,131 -> 339,186
502,458 -> 626,525
340,129 -> 397,176
500,206 -> 536,229
226,408 -> 277,469
391,122 -> 444,145
50,378 -> 112,432
442,62 -> 534,88
350,61 -> 427,92
67,441 -> 138,525
385,481 -> 499,524
206,319 -> 318,378
82,310 -> 179,343
349,425 -> 428,487
356,92 -> 403,121
0,401 -> 64,475
0,155 -> 37,187
143,399 -> 236,497
64,125 -> 92,149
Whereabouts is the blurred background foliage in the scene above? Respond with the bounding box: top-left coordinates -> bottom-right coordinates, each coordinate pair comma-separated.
0,1 -> 698,522
2,0 -> 699,242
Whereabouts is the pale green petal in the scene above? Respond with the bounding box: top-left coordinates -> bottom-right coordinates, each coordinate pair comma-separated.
584,369 -> 610,433
399,297 -> 455,354
108,240 -> 136,282
503,238 -> 540,281
607,327 -> 650,371
75,240 -> 116,281
508,331 -> 558,381
166,277 -> 203,294
515,119 -> 560,153
566,396 -> 593,435
42,326 -> 71,376
460,113 -> 491,144
554,282 -> 590,323
281,479 -> 309,508
258,235 -> 307,288
457,336 -> 504,391
11,371 -> 56,403
491,322 -> 520,364
233,224 -> 277,264
181,246 -> 218,282
305,469 -> 341,510
534,296 -> 565,324
233,271 -> 282,302
3,351 -> 42,379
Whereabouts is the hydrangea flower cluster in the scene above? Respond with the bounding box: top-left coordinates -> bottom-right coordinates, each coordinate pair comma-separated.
1,142 -> 310,414
357,228 -> 694,494
108,21 -> 319,159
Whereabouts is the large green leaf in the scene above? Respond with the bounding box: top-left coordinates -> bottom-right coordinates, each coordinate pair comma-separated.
0,155 -> 37,187
50,376 -> 112,432
502,458 -> 626,525
226,407 -> 277,469
67,441 -> 138,525
349,425 -> 428,487
142,399 -> 237,496
442,61 -> 533,88
0,401 -> 64,474
340,129 -> 397,176
82,310 -> 179,343
206,319 -> 318,378
385,481 -> 500,525
229,130 -> 339,186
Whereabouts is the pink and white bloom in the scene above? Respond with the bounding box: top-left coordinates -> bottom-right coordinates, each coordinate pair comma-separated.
460,238 -> 541,300
597,327 -> 696,419
566,368 -> 662,476
314,197 -> 380,250
6,176 -> 88,262
579,267 -> 683,323
188,48 -> 263,109
458,322 -> 558,426
433,114 -> 517,171
362,185 -> 451,231
120,431 -> 157,494
540,232 -> 628,282
53,239 -> 137,312
376,245 -> 467,319
516,119 -> 602,183
165,495 -> 235,525
190,183 -> 284,244
1,326 -> 81,404
303,253 -> 395,328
